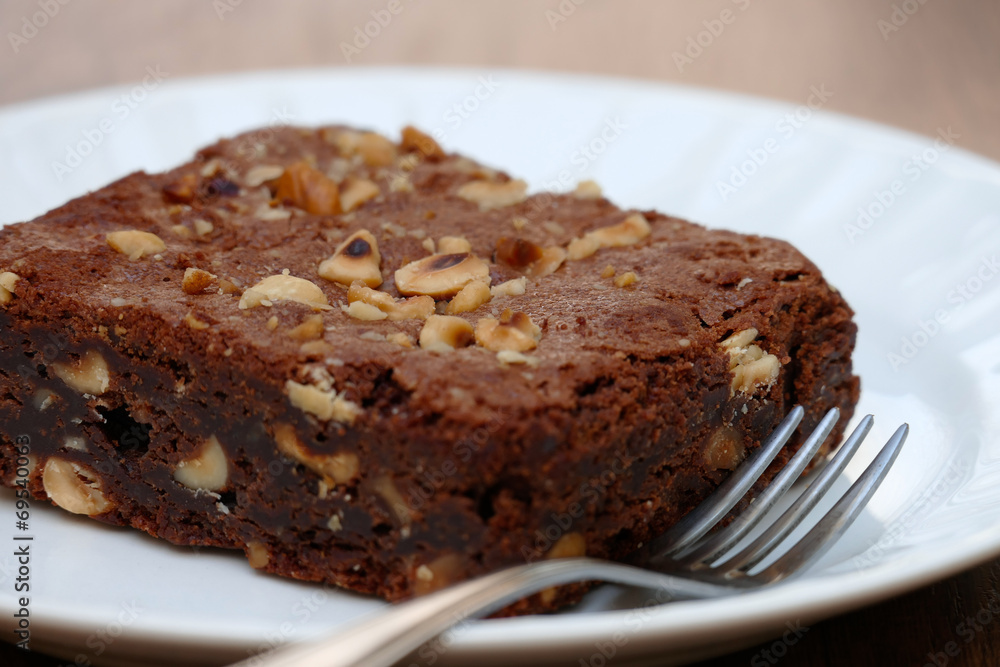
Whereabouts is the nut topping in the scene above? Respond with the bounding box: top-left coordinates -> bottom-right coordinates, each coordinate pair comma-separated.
490,234 -> 565,274
358,132 -> 398,167
445,280 -> 492,314
400,125 -> 445,160
419,315 -> 474,351
285,380 -> 361,424
106,230 -> 166,260
182,267 -> 218,294
437,236 -> 472,254
318,230 -> 383,288
239,274 -> 329,310
490,277 -> 527,298
457,179 -> 528,210
346,301 -> 388,321
51,350 -> 110,396
573,180 -> 603,199
273,161 -> 342,215
719,328 -> 781,395
244,164 -> 285,188
340,177 -> 381,213
42,458 -> 111,516
174,435 -> 229,491
567,213 -> 651,261
614,271 -> 638,288
288,314 -> 325,340
348,282 -> 435,321
395,253 -> 491,299
474,309 -> 541,352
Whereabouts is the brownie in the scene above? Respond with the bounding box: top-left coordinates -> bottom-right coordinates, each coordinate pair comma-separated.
0,125 -> 859,612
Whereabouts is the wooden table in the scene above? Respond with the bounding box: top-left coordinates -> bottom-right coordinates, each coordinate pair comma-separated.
2,1 -> 998,665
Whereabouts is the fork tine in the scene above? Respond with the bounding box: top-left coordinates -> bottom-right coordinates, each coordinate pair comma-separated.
649,406 -> 804,560
675,408 -> 841,566
755,422 -> 909,583
716,414 -> 875,572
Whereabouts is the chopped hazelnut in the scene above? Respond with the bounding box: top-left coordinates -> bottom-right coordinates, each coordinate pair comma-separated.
274,161 -> 342,215
490,277 -> 527,298
246,542 -> 270,569
340,178 -> 381,213
457,179 -> 528,210
445,280 -> 492,314
42,458 -> 111,516
184,312 -> 210,330
719,328 -> 781,395
244,164 -> 285,188
437,236 -> 472,254
193,219 -> 214,237
474,309 -> 541,352
358,132 -> 398,167
51,350 -> 110,396
567,213 -> 651,261
387,331 -> 414,347
372,474 -> 412,526
239,274 -> 329,310
704,426 -> 745,470
588,213 -> 652,248
548,532 -> 586,559
346,301 -> 389,321
288,314 -> 325,340
600,265 -> 616,279
318,230 -> 383,288
106,230 -> 167,260
274,423 -> 359,484
496,349 -> 538,366
614,271 -> 638,288
348,282 -> 435,320
182,267 -> 218,294
401,125 -> 445,160
567,235 -> 600,261
574,180 -> 603,199
174,435 -> 229,491
265,315 -> 279,330
421,237 -> 436,254
418,315 -> 474,351
0,271 -> 19,305
412,554 -> 464,596
285,380 -> 361,423
395,253 -> 491,299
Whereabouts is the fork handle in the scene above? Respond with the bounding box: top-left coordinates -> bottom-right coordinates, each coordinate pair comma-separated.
234,558 -> 730,667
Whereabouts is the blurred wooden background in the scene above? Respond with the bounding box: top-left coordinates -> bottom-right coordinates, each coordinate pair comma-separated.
1,0 -> 999,160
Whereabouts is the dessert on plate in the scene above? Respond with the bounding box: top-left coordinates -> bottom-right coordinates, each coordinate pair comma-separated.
0,124 -> 858,612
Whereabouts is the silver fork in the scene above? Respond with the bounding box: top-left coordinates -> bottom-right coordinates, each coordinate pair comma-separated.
237,406 -> 908,667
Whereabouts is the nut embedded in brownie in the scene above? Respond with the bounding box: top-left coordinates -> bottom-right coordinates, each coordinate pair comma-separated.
0,124 -> 859,613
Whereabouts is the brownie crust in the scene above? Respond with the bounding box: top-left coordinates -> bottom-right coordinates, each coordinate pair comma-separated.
0,125 -> 859,611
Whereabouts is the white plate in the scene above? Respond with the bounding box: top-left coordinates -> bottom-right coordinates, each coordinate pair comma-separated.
2,68 -> 1000,667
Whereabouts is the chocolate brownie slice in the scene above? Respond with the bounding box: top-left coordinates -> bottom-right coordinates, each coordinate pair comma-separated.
0,125 -> 858,611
